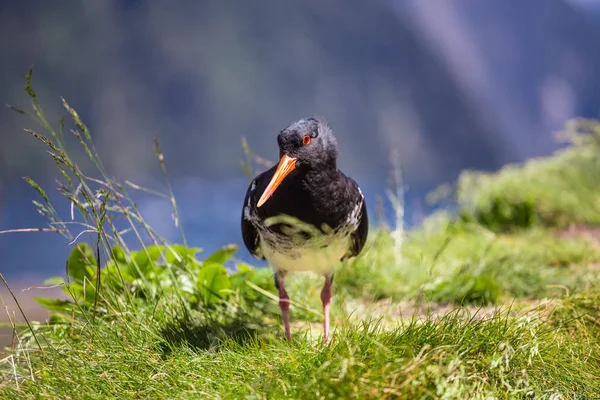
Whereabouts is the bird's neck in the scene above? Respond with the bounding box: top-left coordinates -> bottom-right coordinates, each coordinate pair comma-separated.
302,164 -> 339,186
300,165 -> 357,230
301,165 -> 348,207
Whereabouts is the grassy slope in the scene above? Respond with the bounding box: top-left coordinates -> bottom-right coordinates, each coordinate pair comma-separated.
2,292 -> 600,399
2,93 -> 600,399
456,118 -> 600,230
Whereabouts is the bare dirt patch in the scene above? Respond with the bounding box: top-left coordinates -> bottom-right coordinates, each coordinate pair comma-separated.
555,224 -> 600,247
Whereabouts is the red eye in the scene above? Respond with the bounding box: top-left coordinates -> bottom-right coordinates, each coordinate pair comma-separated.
302,135 -> 311,145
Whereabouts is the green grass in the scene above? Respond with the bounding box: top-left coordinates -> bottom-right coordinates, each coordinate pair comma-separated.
2,292 -> 599,399
456,118 -> 600,230
336,219 -> 600,305
2,71 -> 600,398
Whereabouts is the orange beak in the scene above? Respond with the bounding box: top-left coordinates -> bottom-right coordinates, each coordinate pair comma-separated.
257,154 -> 297,208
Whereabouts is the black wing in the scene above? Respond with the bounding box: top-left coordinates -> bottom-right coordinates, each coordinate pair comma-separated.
241,178 -> 264,260
339,175 -> 369,261
347,197 -> 368,258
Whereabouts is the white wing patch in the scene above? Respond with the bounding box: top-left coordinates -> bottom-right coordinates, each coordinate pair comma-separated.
244,179 -> 257,221
345,190 -> 364,229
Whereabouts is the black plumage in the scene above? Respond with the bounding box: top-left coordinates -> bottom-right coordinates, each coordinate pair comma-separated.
241,117 -> 368,341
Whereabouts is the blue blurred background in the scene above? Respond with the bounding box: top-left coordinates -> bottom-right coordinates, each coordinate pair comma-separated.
2,0 -> 600,285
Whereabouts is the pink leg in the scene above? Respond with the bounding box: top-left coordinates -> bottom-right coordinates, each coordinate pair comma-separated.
276,272 -> 291,341
321,274 -> 333,342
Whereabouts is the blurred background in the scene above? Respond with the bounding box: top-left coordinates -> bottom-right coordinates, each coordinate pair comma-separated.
1,0 -> 600,286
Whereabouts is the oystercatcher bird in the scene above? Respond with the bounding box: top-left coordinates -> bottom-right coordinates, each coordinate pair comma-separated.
241,117 -> 368,342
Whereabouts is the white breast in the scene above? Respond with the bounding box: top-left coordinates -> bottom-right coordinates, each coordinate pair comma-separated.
260,233 -> 350,274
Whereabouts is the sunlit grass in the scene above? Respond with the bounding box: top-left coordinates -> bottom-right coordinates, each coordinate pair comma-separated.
2,292 -> 599,399
456,118 -> 600,229
2,71 -> 600,398
334,218 -> 600,306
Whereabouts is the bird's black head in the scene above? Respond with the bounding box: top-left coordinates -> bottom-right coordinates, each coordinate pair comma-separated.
277,117 -> 338,169
257,117 -> 339,208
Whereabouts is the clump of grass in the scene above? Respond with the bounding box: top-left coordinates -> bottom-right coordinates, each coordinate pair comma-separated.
338,122 -> 600,305
2,292 -> 599,398
0,69 -> 281,384
457,118 -> 600,230
338,214 -> 600,305
2,70 -> 600,398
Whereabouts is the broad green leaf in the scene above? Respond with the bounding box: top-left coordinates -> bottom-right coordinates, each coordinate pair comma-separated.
230,264 -> 256,290
165,244 -> 202,265
105,259 -> 136,284
61,277 -> 97,305
131,245 -> 164,276
237,263 -> 253,272
230,264 -> 275,293
203,244 -> 238,265
177,273 -> 196,295
43,276 -> 64,285
197,263 -> 231,305
111,246 -> 127,263
35,297 -> 77,314
100,264 -> 128,288
62,282 -> 82,297
251,267 -> 276,287
48,314 -> 71,324
67,243 -> 95,283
